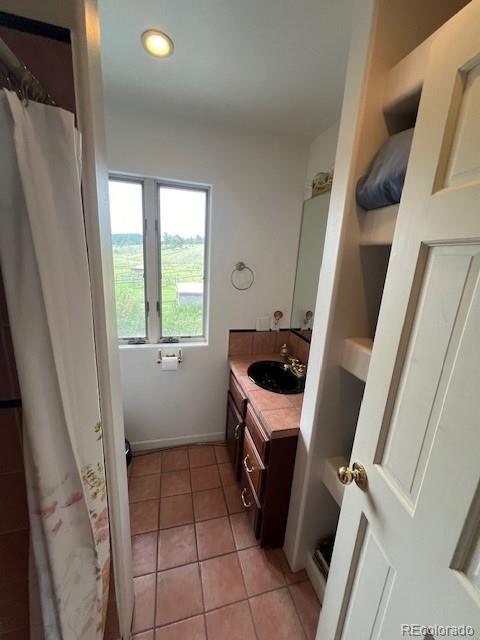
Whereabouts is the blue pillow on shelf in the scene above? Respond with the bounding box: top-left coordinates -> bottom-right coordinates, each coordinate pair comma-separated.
356,127 -> 414,210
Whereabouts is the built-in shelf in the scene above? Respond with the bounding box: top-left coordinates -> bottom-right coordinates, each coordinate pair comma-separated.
341,337 -> 373,382
305,552 -> 327,603
322,456 -> 347,508
359,204 -> 398,246
383,33 -> 434,116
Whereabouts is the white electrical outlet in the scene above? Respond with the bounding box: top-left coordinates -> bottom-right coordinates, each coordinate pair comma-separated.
255,316 -> 271,332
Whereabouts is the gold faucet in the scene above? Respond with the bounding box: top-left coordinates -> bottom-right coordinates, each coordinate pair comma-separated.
285,356 -> 307,378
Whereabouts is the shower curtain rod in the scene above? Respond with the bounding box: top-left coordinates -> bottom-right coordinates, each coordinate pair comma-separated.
0,35 -> 54,105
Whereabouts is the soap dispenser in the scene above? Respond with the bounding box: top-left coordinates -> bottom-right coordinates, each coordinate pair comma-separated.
280,343 -> 289,361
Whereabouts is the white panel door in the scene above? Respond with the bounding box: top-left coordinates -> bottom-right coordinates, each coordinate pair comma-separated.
318,3 -> 480,638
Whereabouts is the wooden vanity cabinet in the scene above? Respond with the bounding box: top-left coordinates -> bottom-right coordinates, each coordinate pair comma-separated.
229,373 -> 247,417
239,465 -> 262,536
225,393 -> 243,478
226,373 -> 299,548
225,374 -> 247,479
251,431 -> 298,547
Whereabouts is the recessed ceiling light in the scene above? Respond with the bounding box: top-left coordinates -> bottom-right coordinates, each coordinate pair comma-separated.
141,29 -> 174,58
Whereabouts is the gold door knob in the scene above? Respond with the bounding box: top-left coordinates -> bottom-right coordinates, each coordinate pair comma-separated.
337,462 -> 367,489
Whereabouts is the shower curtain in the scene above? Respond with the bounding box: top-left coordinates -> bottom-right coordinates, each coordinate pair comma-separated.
0,90 -> 110,639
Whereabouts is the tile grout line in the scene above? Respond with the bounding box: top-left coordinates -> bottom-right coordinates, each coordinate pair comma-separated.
135,538 -> 258,579
131,449 -> 316,638
235,546 -> 269,640
153,594 -> 247,633
228,513 -> 260,553
189,478 -> 208,640
132,451 -> 231,474
292,579 -> 322,639
152,467 -> 161,636
218,462 -> 240,526
232,547 -> 254,638
284,585 -> 308,640
133,558 -> 314,599
133,506 -> 260,577
151,585 -> 310,637
246,596 -> 261,640
150,455 -> 236,635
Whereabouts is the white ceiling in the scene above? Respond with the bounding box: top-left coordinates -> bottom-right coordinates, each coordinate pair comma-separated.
99,0 -> 353,141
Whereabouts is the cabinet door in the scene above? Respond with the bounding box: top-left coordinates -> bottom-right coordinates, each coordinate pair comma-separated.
225,392 -> 243,478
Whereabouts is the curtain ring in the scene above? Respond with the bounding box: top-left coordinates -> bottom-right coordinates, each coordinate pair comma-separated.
231,261 -> 254,290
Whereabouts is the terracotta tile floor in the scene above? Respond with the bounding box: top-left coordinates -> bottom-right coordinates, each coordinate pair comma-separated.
127,444 -> 321,640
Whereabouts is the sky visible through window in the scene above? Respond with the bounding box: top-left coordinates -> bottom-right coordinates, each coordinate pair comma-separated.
159,187 -> 206,238
109,180 -> 143,235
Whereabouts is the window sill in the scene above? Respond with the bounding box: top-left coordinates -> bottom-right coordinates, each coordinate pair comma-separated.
119,340 -> 208,350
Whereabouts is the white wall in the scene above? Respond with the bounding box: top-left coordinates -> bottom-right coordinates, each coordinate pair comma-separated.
104,103 -> 308,448
304,120 -> 340,196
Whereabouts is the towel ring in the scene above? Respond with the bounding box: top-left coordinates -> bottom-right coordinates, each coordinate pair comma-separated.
231,261 -> 254,291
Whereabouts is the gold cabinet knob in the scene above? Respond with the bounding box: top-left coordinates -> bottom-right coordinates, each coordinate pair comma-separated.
337,462 -> 367,489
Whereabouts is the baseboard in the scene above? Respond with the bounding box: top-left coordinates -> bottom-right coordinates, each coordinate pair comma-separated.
305,553 -> 327,604
131,431 -> 225,452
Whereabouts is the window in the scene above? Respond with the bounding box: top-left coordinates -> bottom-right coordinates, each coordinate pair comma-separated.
109,179 -> 146,339
109,176 -> 209,342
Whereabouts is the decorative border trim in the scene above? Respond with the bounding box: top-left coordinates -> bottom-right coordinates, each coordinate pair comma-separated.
229,327 -> 311,344
229,328 -> 290,334
289,329 -> 311,344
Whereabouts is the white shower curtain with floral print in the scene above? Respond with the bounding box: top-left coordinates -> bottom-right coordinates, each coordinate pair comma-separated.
0,90 -> 110,639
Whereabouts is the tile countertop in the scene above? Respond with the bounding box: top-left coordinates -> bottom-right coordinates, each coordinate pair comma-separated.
229,353 -> 304,440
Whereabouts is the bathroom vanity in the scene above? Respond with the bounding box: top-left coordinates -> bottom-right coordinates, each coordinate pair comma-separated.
226,349 -> 304,548
222,182 -> 324,550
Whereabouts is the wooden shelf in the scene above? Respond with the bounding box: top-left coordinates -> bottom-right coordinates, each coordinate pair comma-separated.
322,456 -> 347,508
359,204 -> 398,246
383,34 -> 434,116
341,337 -> 373,382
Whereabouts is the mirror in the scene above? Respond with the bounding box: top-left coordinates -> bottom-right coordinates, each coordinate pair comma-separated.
290,192 -> 330,341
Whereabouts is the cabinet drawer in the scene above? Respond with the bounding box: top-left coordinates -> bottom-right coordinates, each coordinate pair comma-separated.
230,373 -> 247,417
243,428 -> 265,499
240,467 -> 261,538
245,405 -> 269,463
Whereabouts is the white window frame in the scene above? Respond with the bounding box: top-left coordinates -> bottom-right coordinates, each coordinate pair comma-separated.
110,173 -> 210,344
